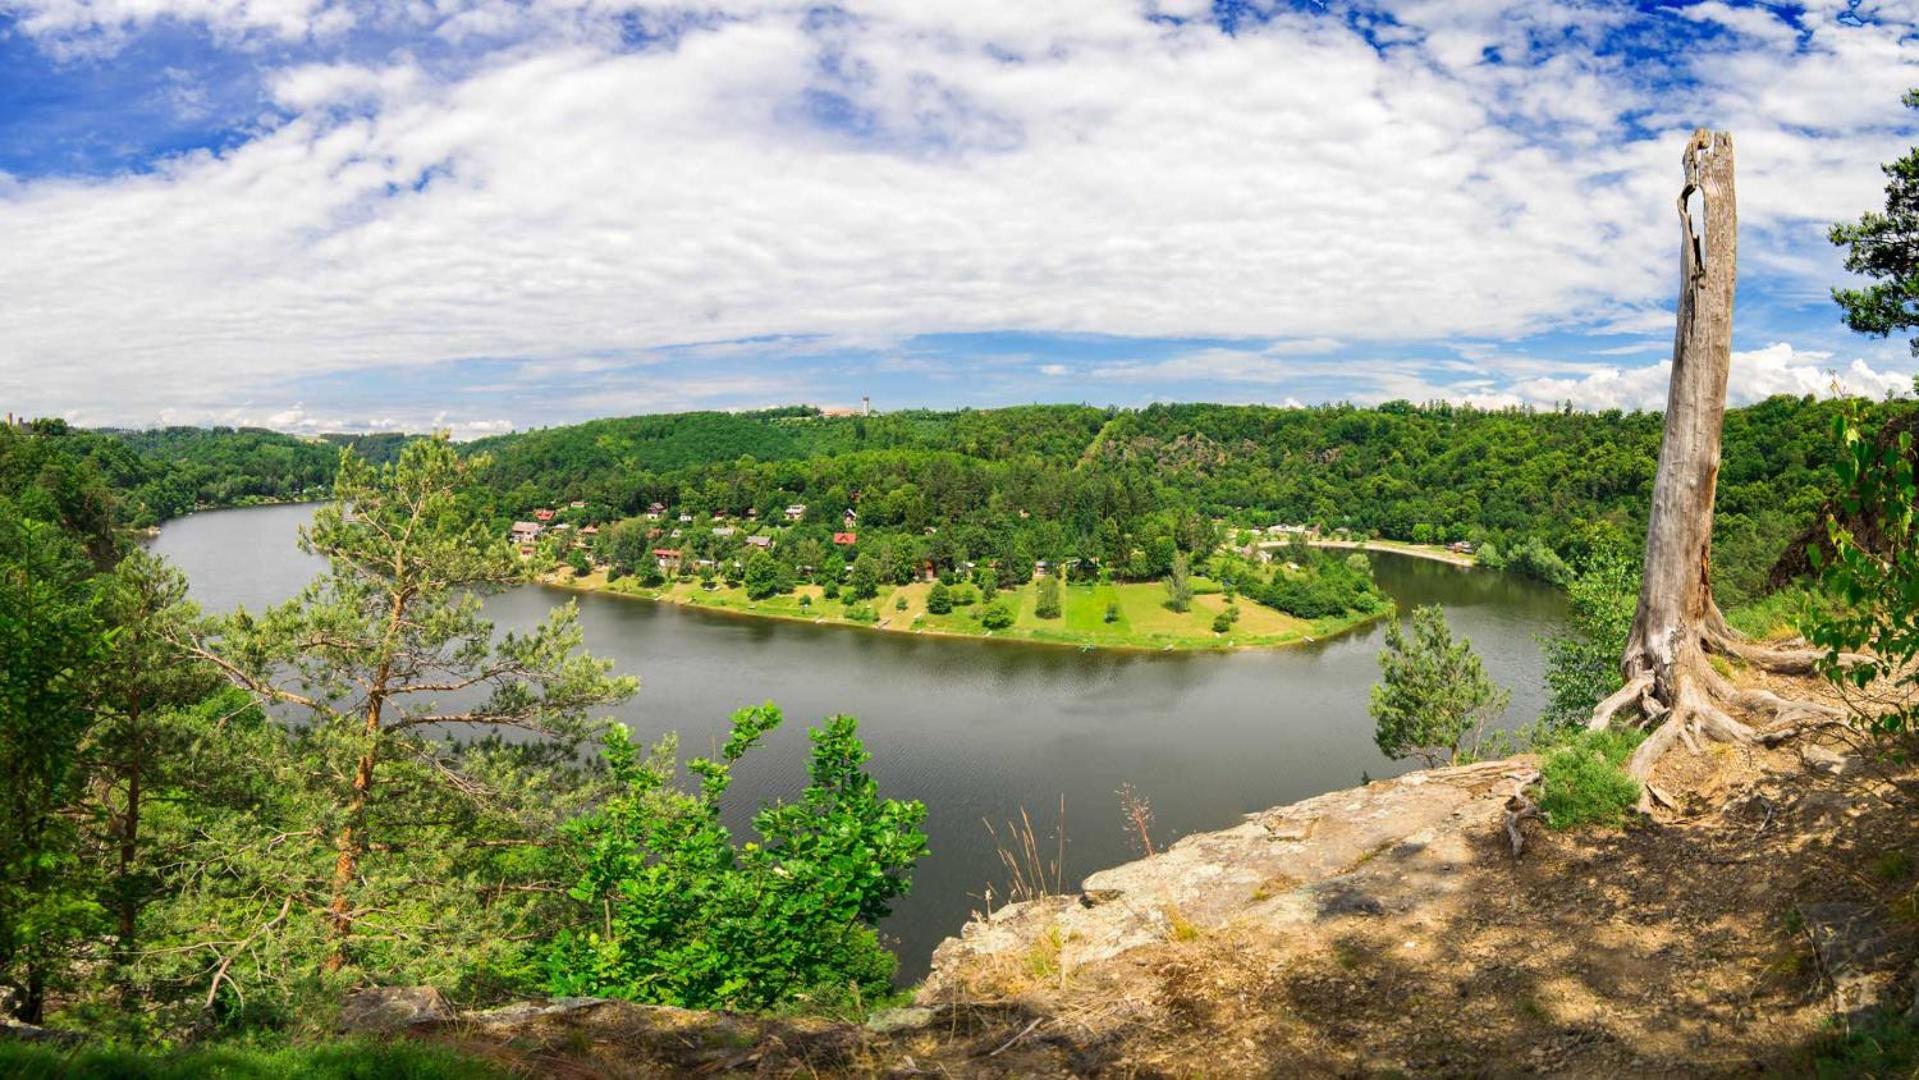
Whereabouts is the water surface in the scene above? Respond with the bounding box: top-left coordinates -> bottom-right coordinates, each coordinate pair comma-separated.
152,504 -> 1565,979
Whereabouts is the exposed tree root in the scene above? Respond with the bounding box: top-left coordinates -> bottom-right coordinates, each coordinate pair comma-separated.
1589,612 -> 1849,811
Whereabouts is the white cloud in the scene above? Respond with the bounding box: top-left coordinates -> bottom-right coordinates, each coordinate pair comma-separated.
1501,342 -> 1914,410
0,1 -> 1915,424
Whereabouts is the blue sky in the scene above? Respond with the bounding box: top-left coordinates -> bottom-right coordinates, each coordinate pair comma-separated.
1,0 -> 1916,435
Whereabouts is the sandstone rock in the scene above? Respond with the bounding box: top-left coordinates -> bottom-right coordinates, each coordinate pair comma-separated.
339,986 -> 454,1034
865,1006 -> 935,1033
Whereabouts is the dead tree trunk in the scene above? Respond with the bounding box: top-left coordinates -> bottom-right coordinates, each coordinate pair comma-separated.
1590,130 -> 1844,800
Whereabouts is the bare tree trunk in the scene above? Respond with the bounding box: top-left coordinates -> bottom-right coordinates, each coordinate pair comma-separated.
1592,130 -> 1846,800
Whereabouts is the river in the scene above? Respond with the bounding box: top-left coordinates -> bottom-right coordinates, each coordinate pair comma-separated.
151,503 -> 1565,980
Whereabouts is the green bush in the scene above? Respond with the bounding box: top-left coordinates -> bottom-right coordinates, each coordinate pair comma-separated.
1211,611 -> 1232,633
1034,576 -> 1062,619
979,600 -> 1015,629
1536,728 -> 1644,829
926,581 -> 952,614
547,705 -> 927,1012
843,602 -> 878,623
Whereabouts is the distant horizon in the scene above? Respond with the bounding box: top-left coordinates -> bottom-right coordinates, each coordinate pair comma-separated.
37,380 -> 1918,444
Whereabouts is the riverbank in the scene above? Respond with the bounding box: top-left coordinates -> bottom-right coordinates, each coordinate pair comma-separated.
1304,537 -> 1478,567
541,569 -> 1383,651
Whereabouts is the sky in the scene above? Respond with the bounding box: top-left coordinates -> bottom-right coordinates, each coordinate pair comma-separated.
1,0 -> 1917,437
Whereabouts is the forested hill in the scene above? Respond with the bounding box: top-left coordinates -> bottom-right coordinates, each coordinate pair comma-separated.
472,395 -> 1900,607
6,420 -> 410,527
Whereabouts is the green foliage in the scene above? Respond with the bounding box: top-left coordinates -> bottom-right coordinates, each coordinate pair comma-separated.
1103,599 -> 1120,623
1211,611 -> 1232,633
926,581 -> 952,614
847,554 -> 880,600
1501,536 -> 1574,587
1805,405 -> 1919,731
548,704 -> 926,1012
0,511 -> 108,1021
0,1036 -> 507,1079
1542,546 -> 1640,730
1034,575 -> 1062,619
1164,552 -> 1193,613
1809,1009 -> 1919,1078
1536,728 -> 1644,829
1238,545 -> 1384,619
979,600 -> 1015,630
1829,90 -> 1919,356
1370,605 -> 1511,767
199,436 -> 636,987
742,550 -> 780,600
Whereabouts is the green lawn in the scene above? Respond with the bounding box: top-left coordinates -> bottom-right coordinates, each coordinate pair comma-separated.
552,570 -> 1380,652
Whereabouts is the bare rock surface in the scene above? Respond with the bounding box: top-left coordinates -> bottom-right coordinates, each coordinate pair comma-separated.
922,758 -> 1536,1000
338,985 -> 454,1034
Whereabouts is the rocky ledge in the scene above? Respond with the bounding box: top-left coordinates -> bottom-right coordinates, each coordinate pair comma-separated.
921,758 -> 1537,1002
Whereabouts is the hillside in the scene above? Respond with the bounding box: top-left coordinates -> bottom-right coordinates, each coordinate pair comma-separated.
474,395 -> 1893,606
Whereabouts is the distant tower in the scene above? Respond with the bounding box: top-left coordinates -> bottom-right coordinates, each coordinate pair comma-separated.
861,396 -> 871,417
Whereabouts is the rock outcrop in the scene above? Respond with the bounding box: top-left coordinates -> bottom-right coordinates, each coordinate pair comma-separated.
922,758 -> 1537,1001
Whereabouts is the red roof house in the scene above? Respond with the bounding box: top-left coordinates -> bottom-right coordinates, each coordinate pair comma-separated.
833,532 -> 857,546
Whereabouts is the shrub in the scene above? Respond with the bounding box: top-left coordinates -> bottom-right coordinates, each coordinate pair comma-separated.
1103,600 -> 1120,624
1035,575 -> 1062,619
1211,611 -> 1232,633
1536,728 -> 1644,829
926,581 -> 953,614
894,594 -> 907,611
843,602 -> 878,623
979,600 -> 1015,629
547,706 -> 927,1012
1371,605 -> 1510,766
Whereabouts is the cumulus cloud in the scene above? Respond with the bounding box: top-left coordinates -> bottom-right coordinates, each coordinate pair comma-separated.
0,0 -> 1915,426
1502,342 -> 1915,410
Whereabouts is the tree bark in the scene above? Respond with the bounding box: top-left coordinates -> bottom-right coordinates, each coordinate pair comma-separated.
1596,130 -> 1843,795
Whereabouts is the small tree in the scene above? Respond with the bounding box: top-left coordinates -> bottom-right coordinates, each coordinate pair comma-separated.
979,600 -> 1015,630
1543,546 -> 1640,730
926,581 -> 953,614
1164,552 -> 1193,613
189,437 -> 636,974
1034,575 -> 1062,619
1370,605 -> 1511,767
1103,599 -> 1120,624
847,554 -> 880,601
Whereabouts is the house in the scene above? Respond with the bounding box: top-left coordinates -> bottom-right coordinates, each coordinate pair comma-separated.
1449,541 -> 1477,555
652,548 -> 683,572
580,525 -> 599,537
745,535 -> 773,549
785,504 -> 807,522
833,532 -> 857,546
568,500 -> 586,509
712,526 -> 736,538
679,513 -> 693,523
843,508 -> 858,525
645,503 -> 665,521
533,508 -> 556,522
510,521 -> 543,541
746,508 -> 759,520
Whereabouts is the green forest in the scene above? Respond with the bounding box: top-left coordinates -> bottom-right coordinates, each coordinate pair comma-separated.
471,393 -> 1895,608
